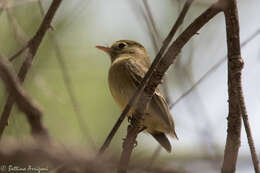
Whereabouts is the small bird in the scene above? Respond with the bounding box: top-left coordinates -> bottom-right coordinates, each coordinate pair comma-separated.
96,40 -> 177,152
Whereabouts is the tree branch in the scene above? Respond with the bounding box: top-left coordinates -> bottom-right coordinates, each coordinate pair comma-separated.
98,0 -> 194,156
222,1 -> 260,172
222,1 -> 259,173
0,0 -> 62,140
142,0 -> 161,51
0,56 -> 49,141
239,85 -> 260,173
118,3 -> 221,173
170,29 -> 260,108
9,43 -> 30,61
144,0 -> 194,165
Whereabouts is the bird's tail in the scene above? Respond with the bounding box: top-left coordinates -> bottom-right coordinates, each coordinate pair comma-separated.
169,129 -> 179,140
151,132 -> 172,152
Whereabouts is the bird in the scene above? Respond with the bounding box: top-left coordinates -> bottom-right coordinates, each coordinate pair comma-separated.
96,40 -> 177,152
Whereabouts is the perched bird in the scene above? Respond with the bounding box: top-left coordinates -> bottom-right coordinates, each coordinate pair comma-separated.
96,40 -> 177,152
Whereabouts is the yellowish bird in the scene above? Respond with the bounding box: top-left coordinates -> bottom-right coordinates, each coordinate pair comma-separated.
96,40 -> 177,152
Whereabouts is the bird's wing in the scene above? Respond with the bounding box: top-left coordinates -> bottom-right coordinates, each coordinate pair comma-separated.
125,59 -> 176,137
125,59 -> 147,87
126,58 -> 161,93
151,132 -> 171,152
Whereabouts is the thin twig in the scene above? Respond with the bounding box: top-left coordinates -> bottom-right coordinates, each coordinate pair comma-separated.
239,86 -> 260,173
170,29 -> 260,108
37,0 -> 96,150
0,0 -> 63,141
9,42 -> 30,61
118,3 -> 221,173
98,0 -> 195,156
142,0 -> 161,51
0,56 -> 49,141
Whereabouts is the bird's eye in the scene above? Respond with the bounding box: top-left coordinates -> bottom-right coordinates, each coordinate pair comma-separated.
118,43 -> 127,49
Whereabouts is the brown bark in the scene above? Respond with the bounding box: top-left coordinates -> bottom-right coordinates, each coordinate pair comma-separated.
0,0 -> 62,140
222,1 -> 260,173
0,56 -> 49,141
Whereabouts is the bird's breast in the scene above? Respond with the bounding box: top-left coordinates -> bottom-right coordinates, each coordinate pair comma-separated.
108,60 -> 136,111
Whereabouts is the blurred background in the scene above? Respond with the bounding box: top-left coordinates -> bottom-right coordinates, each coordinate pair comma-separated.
0,0 -> 260,172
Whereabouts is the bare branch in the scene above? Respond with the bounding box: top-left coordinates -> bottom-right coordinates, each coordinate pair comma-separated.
0,0 -> 63,140
9,43 -> 30,61
222,1 -> 259,173
239,86 -> 260,173
141,0 -> 171,105
141,0 -> 161,51
170,29 -> 260,108
98,0 -> 195,156
0,56 -> 49,140
118,3 -> 221,173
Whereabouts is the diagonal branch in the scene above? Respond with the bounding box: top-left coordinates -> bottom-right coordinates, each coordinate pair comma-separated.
144,0 -> 194,165
141,0 -> 171,106
9,43 -> 30,61
0,0 -> 63,141
170,29 -> 260,108
98,0 -> 194,156
118,2 -> 221,173
0,55 -> 49,140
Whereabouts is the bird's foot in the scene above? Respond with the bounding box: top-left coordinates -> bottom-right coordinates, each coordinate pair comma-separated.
122,138 -> 138,148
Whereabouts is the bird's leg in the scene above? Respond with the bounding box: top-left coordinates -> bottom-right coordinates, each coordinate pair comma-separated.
124,115 -> 146,148
124,113 -> 147,148
122,124 -> 138,148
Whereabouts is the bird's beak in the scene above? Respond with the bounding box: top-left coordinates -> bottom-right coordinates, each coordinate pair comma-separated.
96,45 -> 112,55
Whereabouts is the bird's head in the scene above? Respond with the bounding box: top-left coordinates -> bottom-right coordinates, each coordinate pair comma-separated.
96,40 -> 149,64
